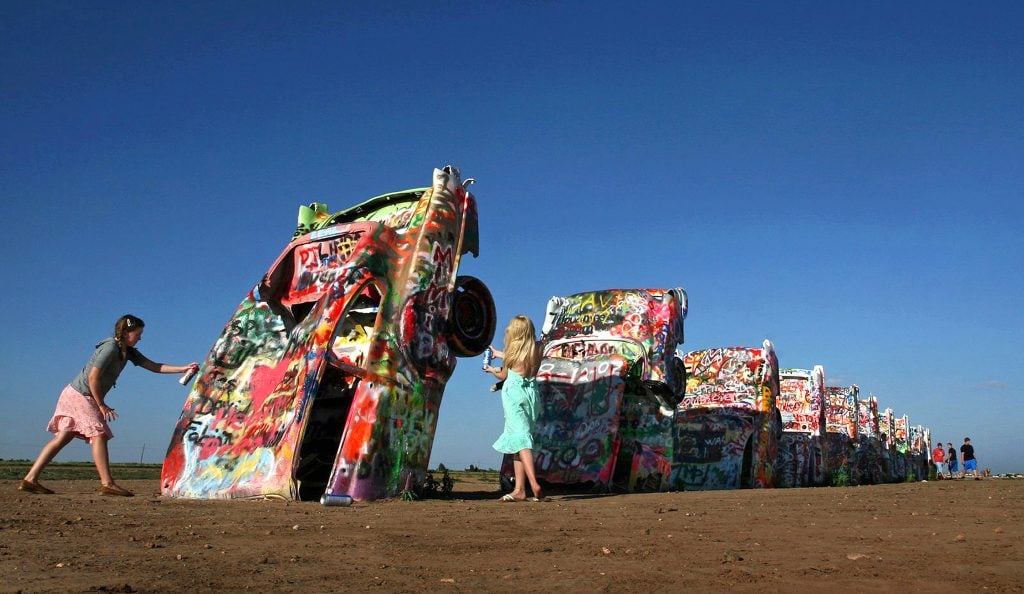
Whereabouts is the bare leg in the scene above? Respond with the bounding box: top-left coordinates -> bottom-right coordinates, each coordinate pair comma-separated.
24,431 -> 75,483
518,448 -> 543,499
91,436 -> 115,486
510,453 -> 526,500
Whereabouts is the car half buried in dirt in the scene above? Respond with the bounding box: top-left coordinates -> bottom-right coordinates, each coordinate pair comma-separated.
161,166 -> 496,502
824,384 -> 859,482
854,395 -> 884,484
775,366 -> 828,487
500,288 -> 688,493
673,340 -> 782,490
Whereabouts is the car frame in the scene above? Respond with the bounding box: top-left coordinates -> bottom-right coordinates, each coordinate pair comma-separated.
824,384 -> 859,483
776,366 -> 828,487
672,340 -> 782,490
500,287 -> 688,493
161,166 -> 496,502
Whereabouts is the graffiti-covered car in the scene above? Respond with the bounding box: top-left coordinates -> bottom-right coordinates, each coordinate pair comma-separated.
501,288 -> 688,493
909,424 -> 928,481
161,166 -> 496,502
824,384 -> 859,482
775,366 -> 828,487
854,395 -> 883,484
893,412 -> 910,481
672,340 -> 782,490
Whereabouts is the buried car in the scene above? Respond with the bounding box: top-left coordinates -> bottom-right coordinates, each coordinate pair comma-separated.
161,166 -> 495,502
854,395 -> 884,484
893,413 -> 911,481
500,288 -> 688,493
775,366 -> 828,487
672,340 -> 782,490
824,384 -> 859,482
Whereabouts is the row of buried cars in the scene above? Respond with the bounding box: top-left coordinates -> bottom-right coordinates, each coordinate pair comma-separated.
159,166 -> 930,502
503,293 -> 932,494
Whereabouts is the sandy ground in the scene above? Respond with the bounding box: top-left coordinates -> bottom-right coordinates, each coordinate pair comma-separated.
1,476 -> 1022,593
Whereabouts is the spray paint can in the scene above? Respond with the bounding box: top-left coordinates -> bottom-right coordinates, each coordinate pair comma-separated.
482,347 -> 493,370
179,368 -> 198,386
320,493 -> 353,507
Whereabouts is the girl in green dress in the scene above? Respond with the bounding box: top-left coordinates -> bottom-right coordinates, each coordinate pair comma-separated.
485,315 -> 543,502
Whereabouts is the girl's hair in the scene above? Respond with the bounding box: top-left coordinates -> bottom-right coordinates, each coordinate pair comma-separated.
503,315 -> 540,378
114,314 -> 145,347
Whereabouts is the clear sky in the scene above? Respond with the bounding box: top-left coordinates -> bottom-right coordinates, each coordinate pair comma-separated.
2,2 -> 1021,474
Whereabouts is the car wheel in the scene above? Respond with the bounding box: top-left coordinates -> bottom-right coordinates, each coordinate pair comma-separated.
448,276 -> 496,357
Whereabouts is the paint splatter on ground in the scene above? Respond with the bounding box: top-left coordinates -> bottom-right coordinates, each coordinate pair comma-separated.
1,477 -> 1021,592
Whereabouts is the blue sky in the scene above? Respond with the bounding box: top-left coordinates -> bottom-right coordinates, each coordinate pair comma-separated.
2,2 -> 1021,474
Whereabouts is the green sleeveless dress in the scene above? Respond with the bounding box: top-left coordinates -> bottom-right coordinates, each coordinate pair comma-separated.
492,370 -> 539,454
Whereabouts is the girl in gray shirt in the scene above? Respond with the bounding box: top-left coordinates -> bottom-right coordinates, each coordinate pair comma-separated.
19,314 -> 198,496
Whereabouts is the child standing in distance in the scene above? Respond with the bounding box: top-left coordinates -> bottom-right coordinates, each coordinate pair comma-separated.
947,442 -> 959,478
931,442 -> 947,479
485,315 -> 544,502
20,314 -> 199,497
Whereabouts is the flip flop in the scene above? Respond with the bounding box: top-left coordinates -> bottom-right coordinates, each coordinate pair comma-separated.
499,493 -> 522,502
18,480 -> 55,495
98,484 -> 134,497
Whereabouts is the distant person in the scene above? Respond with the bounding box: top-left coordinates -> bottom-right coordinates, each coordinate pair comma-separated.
484,315 -> 544,502
19,315 -> 198,497
931,442 -> 947,479
961,437 -> 979,479
947,442 -> 959,478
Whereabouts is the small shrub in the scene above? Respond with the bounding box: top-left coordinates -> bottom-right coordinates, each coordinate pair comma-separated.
830,467 -> 851,487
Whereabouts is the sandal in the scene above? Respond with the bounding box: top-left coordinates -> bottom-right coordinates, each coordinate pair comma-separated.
499,493 -> 523,502
18,480 -> 55,495
98,484 -> 134,497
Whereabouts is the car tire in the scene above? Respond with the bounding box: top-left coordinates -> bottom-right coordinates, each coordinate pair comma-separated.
448,276 -> 496,357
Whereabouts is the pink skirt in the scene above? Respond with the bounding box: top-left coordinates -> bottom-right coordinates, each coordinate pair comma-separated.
47,384 -> 114,442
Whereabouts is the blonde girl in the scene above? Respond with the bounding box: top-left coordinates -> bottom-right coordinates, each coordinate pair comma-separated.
485,315 -> 544,502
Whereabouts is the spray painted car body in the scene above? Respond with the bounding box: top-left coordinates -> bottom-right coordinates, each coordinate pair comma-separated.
672,340 -> 781,490
161,166 -> 495,502
893,413 -> 910,481
854,396 -> 883,484
775,366 -> 828,487
824,385 -> 859,481
917,426 -> 931,479
908,424 -> 927,480
880,407 -> 898,482
501,288 -> 688,492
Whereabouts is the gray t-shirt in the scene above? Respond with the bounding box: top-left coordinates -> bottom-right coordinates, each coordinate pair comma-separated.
70,338 -> 146,397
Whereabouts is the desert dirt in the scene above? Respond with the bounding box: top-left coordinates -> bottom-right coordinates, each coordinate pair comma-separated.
1,476 -> 1022,593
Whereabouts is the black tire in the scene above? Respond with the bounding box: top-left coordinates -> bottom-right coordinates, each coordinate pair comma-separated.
448,276 -> 496,357
499,473 -> 515,494
669,356 -> 687,406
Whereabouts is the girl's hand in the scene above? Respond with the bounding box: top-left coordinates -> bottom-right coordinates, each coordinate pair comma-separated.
101,405 -> 118,422
186,362 -> 200,373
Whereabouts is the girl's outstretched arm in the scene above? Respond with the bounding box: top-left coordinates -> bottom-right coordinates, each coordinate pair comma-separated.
139,355 -> 199,374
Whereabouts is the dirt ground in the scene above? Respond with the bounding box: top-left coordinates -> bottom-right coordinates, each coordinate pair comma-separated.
1,476 -> 1021,593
